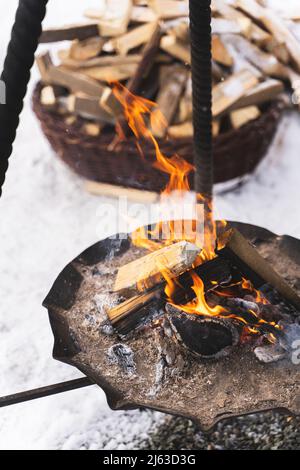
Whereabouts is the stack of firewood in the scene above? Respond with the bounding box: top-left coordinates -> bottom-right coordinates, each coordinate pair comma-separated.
36,0 -> 300,138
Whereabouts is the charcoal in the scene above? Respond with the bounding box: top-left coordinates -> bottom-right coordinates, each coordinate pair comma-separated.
165,304 -> 240,359
107,344 -> 136,375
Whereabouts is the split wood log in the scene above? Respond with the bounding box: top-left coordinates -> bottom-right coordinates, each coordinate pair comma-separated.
166,18 -> 189,42
230,105 -> 260,129
217,228 -> 300,311
212,35 -> 233,67
229,79 -> 284,111
108,256 -> 232,335
168,120 -> 220,139
69,37 -> 105,61
160,35 -> 190,64
85,5 -> 158,24
40,86 -> 56,108
212,69 -> 259,117
40,23 -> 100,43
235,0 -> 300,73
109,21 -> 159,56
48,66 -> 105,98
148,0 -> 189,20
113,241 -> 200,295
36,52 -> 53,83
97,0 -> 133,37
67,94 -> 115,124
177,74 -> 192,123
78,63 -> 138,82
82,122 -> 102,136
212,18 -> 250,35
58,53 -> 142,70
151,65 -> 187,138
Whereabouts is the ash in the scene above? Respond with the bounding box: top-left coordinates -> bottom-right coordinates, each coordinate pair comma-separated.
107,344 -> 136,376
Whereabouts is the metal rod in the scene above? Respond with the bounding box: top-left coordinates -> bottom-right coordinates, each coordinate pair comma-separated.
0,377 -> 94,409
189,0 -> 213,198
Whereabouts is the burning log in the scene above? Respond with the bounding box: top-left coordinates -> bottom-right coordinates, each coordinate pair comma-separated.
165,304 -> 241,360
113,240 -> 200,295
218,229 -> 300,311
108,256 -> 232,335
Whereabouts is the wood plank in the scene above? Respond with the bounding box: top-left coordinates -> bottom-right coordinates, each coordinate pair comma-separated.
67,94 -> 114,124
47,66 -> 105,97
58,53 -> 142,70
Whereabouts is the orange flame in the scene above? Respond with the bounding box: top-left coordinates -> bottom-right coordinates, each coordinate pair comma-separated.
111,82 -> 279,341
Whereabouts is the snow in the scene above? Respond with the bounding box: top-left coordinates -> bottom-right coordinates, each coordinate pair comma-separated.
0,0 -> 300,450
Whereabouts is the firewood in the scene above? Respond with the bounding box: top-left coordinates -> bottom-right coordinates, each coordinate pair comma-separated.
36,52 -> 53,83
235,0 -> 300,72
40,23 -> 99,43
212,69 -> 259,117
167,18 -> 189,42
148,0 -> 189,20
230,105 -> 261,129
177,75 -> 192,123
40,86 -> 56,108
69,37 -> 105,61
212,18 -> 250,35
68,94 -> 115,124
97,0 -> 133,37
82,122 -> 102,136
108,256 -> 232,334
100,88 -> 123,117
223,34 -> 289,81
212,120 -> 220,137
78,64 -> 138,82
58,53 -> 142,70
218,229 -> 300,311
84,180 -> 159,203
152,65 -> 187,138
229,79 -> 284,111
109,21 -> 159,56
212,35 -> 233,67
131,5 -> 158,23
160,35 -> 190,64
168,121 -> 193,139
48,66 -> 105,98
113,240 -> 200,295
213,0 -> 271,46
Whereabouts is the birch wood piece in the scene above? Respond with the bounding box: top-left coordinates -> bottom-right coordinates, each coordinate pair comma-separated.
67,94 -> 114,124
148,0 -> 189,20
160,35 -> 190,64
212,69 -> 259,117
113,240 -> 200,295
69,37 -> 105,61
235,0 -> 300,72
212,35 -> 233,67
109,22 -> 159,56
152,65 -> 187,138
230,105 -> 261,128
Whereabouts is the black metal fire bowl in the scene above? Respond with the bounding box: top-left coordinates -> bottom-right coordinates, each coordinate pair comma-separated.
43,222 -> 300,431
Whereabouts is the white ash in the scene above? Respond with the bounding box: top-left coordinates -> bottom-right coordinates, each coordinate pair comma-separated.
279,323 -> 300,353
94,292 -> 120,317
107,344 -> 136,376
226,297 -> 260,314
99,321 -> 115,337
254,344 -> 287,364
148,358 -> 166,399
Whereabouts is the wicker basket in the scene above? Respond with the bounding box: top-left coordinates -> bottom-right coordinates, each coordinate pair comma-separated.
32,83 -> 285,192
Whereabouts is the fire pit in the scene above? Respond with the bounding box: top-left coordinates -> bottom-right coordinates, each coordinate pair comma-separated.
43,221 -> 300,431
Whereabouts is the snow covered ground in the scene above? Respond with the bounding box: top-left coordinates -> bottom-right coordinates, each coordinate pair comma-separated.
0,0 -> 299,450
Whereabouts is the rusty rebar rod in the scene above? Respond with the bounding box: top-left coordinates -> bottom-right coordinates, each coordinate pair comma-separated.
189,0 -> 213,199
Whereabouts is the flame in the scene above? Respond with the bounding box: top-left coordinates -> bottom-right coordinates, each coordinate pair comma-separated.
111,81 -> 219,257
111,82 -> 280,342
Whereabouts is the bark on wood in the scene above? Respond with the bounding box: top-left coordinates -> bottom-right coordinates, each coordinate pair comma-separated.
40,23 -> 100,43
